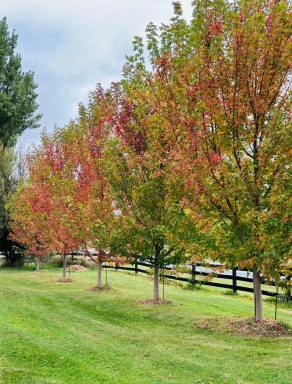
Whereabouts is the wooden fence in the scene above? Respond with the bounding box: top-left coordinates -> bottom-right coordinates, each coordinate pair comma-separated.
102,260 -> 291,299
68,252 -> 291,299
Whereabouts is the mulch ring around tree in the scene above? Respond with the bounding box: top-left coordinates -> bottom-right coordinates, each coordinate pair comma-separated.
193,317 -> 292,338
56,278 -> 73,283
138,298 -> 172,305
88,284 -> 112,292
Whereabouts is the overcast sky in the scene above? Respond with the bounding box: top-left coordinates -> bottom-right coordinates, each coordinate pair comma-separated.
1,0 -> 193,150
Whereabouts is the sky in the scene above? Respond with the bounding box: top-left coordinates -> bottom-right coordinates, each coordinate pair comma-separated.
1,0 -> 193,151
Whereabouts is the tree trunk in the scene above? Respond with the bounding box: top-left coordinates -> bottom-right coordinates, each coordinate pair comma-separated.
63,254 -> 67,279
153,259 -> 160,302
253,266 -> 263,322
35,256 -> 40,272
97,260 -> 103,289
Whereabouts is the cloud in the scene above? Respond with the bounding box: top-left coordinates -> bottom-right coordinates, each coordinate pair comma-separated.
1,0 -> 193,149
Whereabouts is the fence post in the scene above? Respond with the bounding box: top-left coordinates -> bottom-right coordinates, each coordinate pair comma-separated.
135,257 -> 138,274
105,263 -> 108,285
286,276 -> 291,301
191,263 -> 196,285
275,285 -> 279,320
232,268 -> 237,294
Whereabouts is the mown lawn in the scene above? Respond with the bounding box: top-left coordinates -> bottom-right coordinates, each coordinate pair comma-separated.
0,267 -> 291,384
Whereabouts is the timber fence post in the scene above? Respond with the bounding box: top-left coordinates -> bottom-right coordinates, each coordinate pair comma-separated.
191,263 -> 196,285
232,268 -> 237,294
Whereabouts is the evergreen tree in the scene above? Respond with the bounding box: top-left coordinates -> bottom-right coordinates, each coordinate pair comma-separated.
0,17 -> 40,147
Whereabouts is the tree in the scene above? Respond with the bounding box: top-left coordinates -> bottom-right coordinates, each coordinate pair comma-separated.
0,146 -> 15,254
173,0 -> 291,321
53,90 -> 117,288
26,137 -> 82,280
102,4 -> 208,302
103,74 -> 193,302
0,145 -> 26,266
11,88 -> 116,284
9,140 -> 80,276
0,18 -> 40,147
117,0 -> 291,318
9,182 -> 54,271
0,18 -> 40,266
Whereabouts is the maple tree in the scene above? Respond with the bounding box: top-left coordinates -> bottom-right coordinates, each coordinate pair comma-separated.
9,182 -> 54,271
101,3 -> 213,302
10,87 -> 117,284
27,140 -> 81,278
168,0 -> 291,321
64,89 -> 117,289
118,0 -> 291,319
103,63 -> 196,301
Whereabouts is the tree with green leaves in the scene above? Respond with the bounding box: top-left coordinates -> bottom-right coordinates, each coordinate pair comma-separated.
101,2 -> 210,303
0,145 -> 20,265
103,73 -> 196,302
0,17 -> 40,147
117,0 -> 291,319
0,18 -> 40,265
169,0 -> 292,321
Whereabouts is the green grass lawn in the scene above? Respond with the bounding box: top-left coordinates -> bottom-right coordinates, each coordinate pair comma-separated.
0,267 -> 291,384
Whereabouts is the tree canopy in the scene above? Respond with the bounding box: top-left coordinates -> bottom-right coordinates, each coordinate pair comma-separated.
0,17 -> 40,147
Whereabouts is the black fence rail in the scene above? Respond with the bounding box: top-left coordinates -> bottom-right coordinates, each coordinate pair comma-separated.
68,252 -> 291,300
102,261 -> 291,299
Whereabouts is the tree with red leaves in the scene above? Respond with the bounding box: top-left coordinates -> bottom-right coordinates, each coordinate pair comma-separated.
9,182 -> 55,271
165,0 -> 291,321
59,89 -> 117,288
119,0 -> 291,320
25,139 -> 81,279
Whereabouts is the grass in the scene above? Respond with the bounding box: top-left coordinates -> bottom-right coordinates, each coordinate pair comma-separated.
0,267 -> 291,384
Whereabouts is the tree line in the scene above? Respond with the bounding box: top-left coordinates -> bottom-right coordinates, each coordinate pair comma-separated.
5,0 -> 292,323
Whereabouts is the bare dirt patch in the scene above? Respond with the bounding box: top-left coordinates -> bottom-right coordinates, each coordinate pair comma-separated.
194,317 -> 292,338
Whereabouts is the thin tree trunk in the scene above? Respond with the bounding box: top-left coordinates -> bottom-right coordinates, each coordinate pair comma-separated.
35,256 -> 40,272
153,259 -> 160,302
63,254 -> 67,279
97,260 -> 103,289
253,266 -> 263,322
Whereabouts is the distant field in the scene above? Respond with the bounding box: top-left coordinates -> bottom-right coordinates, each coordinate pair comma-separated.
0,267 -> 291,384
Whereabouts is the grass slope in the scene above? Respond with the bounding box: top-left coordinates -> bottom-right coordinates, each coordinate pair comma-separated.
0,268 -> 291,384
